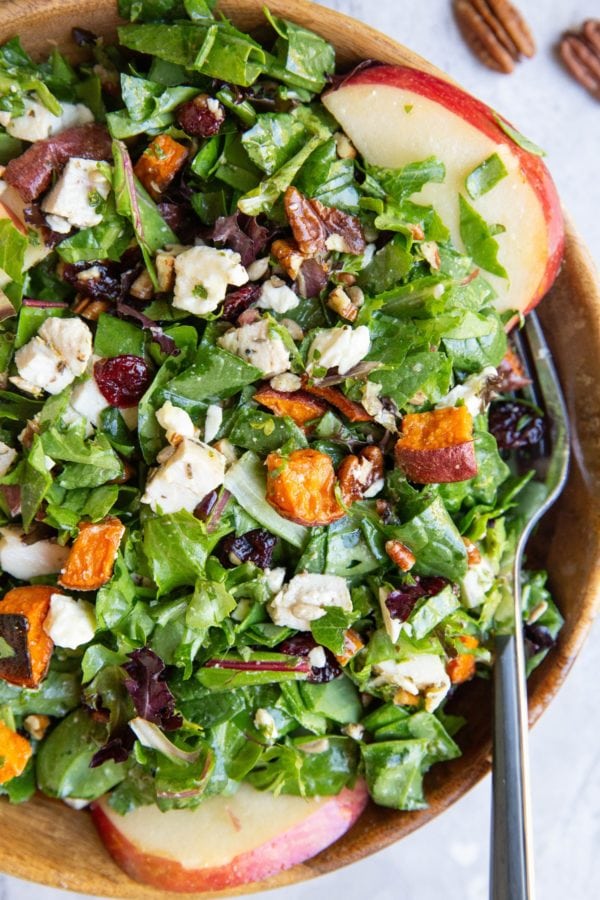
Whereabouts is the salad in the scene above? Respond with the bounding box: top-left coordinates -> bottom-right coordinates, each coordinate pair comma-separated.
0,0 -> 564,839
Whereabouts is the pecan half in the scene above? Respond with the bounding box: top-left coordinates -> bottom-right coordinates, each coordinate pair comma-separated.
558,20 -> 600,101
284,187 -> 365,258
338,445 -> 384,504
385,540 -> 416,572
453,0 -> 536,73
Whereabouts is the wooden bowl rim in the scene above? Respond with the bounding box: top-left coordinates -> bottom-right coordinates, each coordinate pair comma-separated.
0,0 -> 599,897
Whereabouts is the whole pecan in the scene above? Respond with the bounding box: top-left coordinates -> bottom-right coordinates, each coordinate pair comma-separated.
284,187 -> 365,258
453,0 -> 536,74
558,20 -> 600,101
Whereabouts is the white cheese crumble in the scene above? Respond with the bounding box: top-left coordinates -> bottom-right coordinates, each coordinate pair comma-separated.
0,99 -> 93,142
142,438 -> 226,514
372,654 -> 451,712
307,646 -> 327,669
268,573 -> 352,631
0,440 -> 17,476
218,319 -> 291,377
257,278 -> 300,313
254,708 -> 278,741
436,366 -> 498,417
173,246 -> 248,315
307,325 -> 371,375
12,316 -> 93,395
264,567 -> 286,595
0,526 -> 70,579
41,158 -> 111,232
204,404 -> 222,443
460,556 -> 497,609
155,401 -> 196,444
69,377 -> 109,428
43,594 -> 97,649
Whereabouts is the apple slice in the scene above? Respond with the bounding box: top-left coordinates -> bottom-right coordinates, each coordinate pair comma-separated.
323,66 -> 564,316
92,780 -> 368,892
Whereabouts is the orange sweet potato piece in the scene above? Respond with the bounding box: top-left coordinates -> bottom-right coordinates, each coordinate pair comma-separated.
335,628 -> 364,666
134,134 -> 188,199
59,517 -> 125,591
303,381 -> 372,423
447,635 -> 479,684
266,449 -> 345,527
0,585 -> 54,688
253,385 -> 329,427
0,720 -> 32,784
395,407 -> 477,484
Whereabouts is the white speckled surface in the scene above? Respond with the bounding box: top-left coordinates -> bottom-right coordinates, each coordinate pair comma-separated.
2,1 -> 599,898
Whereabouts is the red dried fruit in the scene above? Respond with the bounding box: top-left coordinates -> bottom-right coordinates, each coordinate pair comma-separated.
278,634 -> 342,683
94,356 -> 153,408
216,529 -> 277,569
385,576 -> 448,622
488,400 -> 545,450
176,94 -> 225,137
221,283 -> 261,322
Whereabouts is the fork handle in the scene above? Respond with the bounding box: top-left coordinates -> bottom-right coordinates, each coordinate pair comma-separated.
491,633 -> 535,900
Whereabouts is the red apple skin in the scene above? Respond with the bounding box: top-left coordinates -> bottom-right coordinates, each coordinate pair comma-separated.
325,65 -> 564,313
91,781 -> 369,892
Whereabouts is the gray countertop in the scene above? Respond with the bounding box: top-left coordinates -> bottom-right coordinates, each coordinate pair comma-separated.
2,1 -> 599,898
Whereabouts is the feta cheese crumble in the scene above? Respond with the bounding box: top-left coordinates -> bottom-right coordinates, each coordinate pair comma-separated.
307,325 -> 371,375
257,277 -> 300,313
436,366 -> 498,417
0,526 -> 70,580
0,99 -> 93,142
155,401 -> 196,444
69,377 -> 109,428
268,573 -> 352,631
12,316 -> 93,395
204,404 -> 223,443
173,246 -> 248,315
41,158 -> 111,232
43,594 -> 97,649
372,654 -> 451,712
218,319 -> 291,377
142,438 -> 226,514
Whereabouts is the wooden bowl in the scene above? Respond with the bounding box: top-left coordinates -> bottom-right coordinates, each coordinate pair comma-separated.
1,1 -> 599,897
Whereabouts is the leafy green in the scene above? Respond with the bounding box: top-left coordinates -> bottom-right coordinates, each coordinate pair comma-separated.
94,313 -> 146,358
263,11 -> 335,93
465,153 -> 508,200
390,494 -> 468,581
161,345 -> 262,412
237,132 -> 325,216
241,112 -> 307,175
36,709 -> 127,800
442,309 -> 507,372
228,406 -> 307,454
143,509 -> 227,594
0,219 -> 28,284
186,579 -> 236,639
493,113 -> 546,156
459,194 -> 508,280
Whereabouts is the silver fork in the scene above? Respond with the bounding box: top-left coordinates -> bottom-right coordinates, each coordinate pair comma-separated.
490,311 -> 570,900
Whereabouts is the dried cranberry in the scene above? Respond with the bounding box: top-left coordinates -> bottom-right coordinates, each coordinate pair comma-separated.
386,576 -> 448,622
94,355 -> 153,407
488,400 -> 545,451
278,634 -> 342,683
524,623 -> 555,657
176,94 -> 225,137
216,528 -> 277,569
222,284 -> 261,322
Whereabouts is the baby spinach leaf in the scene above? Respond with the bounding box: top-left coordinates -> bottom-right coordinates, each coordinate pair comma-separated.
295,137 -> 359,211
390,494 -> 468,581
237,132 -> 325,216
36,709 -> 127,800
0,667 -> 80,717
20,436 -> 52,529
228,406 -> 307,454
161,345 -> 262,411
143,509 -> 226,594
94,313 -> 146,358
263,11 -> 336,93
358,235 -> 413,293
364,157 -> 445,202
492,113 -> 546,157
459,194 -> 508,280
442,308 -> 507,372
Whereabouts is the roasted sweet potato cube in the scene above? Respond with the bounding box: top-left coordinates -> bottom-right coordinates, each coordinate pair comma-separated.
335,628 -> 364,666
303,381 -> 372,423
447,635 -> 479,684
266,449 -> 345,527
134,134 -> 188,199
0,720 -> 32,785
253,385 -> 328,427
395,406 -> 477,484
0,585 -> 54,688
59,517 -> 125,591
